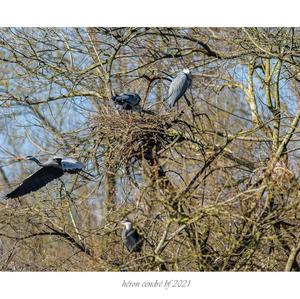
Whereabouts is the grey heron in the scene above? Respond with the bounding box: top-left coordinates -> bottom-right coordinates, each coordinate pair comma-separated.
121,218 -> 143,253
5,156 -> 91,199
166,68 -> 192,108
112,93 -> 142,112
112,92 -> 155,115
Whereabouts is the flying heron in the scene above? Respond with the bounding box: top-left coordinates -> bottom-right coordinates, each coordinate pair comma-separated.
5,155 -> 92,199
121,218 -> 143,253
166,68 -> 192,108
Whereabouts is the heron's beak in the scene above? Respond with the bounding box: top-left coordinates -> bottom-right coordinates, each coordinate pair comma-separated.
15,156 -> 26,161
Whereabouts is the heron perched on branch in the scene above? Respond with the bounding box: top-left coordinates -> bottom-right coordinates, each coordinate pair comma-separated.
166,68 -> 192,108
112,92 -> 155,115
121,218 -> 143,253
5,156 -> 92,199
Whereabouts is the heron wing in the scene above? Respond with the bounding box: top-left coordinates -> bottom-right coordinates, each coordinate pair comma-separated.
112,94 -> 127,104
113,93 -> 140,106
130,229 -> 143,251
123,228 -> 143,252
61,158 -> 84,173
167,73 -> 189,107
6,166 -> 64,199
127,94 -> 141,106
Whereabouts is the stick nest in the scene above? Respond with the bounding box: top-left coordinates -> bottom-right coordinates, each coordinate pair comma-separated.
91,112 -> 175,169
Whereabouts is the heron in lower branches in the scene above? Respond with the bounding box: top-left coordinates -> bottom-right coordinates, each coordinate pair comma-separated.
121,218 -> 143,253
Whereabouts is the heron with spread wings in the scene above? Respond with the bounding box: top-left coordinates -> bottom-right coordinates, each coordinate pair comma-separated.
5,156 -> 92,199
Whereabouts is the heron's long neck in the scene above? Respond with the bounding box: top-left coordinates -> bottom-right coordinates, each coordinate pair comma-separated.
125,223 -> 133,231
30,157 -> 43,166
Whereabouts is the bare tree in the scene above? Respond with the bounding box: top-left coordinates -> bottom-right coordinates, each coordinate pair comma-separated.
1,27 -> 300,271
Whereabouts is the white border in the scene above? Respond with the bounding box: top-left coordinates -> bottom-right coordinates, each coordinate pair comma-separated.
0,272 -> 298,299
0,0 -> 299,26
1,0 -> 300,298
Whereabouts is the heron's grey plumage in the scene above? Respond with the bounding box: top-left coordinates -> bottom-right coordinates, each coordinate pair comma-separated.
5,156 -> 85,199
167,69 -> 192,108
6,166 -> 64,198
112,93 -> 142,112
61,158 -> 84,173
121,219 -> 143,253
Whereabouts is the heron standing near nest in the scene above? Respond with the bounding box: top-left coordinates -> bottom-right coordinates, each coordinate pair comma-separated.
112,93 -> 142,112
166,68 -> 192,108
112,92 -> 156,115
